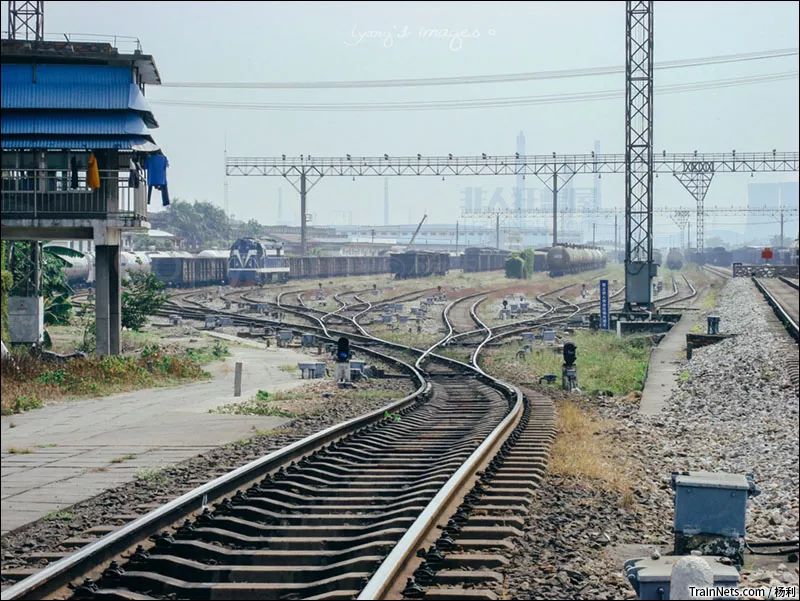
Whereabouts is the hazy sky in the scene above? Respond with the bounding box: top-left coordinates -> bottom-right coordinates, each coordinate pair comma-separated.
2,1 -> 798,239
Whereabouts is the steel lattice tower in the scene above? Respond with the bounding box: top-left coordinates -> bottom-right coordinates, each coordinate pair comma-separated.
8,1 -> 44,41
624,0 -> 656,310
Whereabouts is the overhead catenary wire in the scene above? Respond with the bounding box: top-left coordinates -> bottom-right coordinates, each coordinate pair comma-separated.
151,71 -> 799,112
160,47 -> 799,89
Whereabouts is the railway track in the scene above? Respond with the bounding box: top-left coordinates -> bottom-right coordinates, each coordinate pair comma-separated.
753,276 -> 799,341
5,283 -> 556,601
32,272 -> 662,600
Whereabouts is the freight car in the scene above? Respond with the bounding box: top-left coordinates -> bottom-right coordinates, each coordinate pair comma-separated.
151,253 -> 228,287
390,251 -> 449,279
546,245 -> 606,276
286,256 -> 391,279
666,248 -> 684,270
462,247 -> 511,273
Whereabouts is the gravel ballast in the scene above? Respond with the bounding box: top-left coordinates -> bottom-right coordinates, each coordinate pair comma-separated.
503,277 -> 799,599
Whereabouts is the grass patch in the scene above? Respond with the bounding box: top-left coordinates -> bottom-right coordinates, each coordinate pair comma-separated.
550,400 -> 633,503
35,443 -> 57,448
678,369 -> 691,383
184,341 -> 230,365
135,466 -> 169,486
278,364 -> 298,373
1,394 -> 43,415
43,510 -> 74,522
482,330 -> 652,396
1,345 -> 210,415
110,454 -> 137,464
214,393 -> 297,418
7,447 -> 32,454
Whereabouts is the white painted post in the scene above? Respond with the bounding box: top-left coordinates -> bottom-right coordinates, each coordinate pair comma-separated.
671,556 -> 713,600
234,362 -> 242,397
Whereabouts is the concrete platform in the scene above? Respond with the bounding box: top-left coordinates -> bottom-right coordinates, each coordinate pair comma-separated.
0,340 -> 318,534
638,311 -> 699,415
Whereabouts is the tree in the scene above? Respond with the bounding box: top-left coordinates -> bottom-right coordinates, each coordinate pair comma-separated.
505,255 -> 525,279
8,243 -> 81,325
121,269 -> 168,331
1,242 -> 11,344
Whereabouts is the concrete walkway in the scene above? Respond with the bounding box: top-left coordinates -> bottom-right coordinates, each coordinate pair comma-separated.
0,340 -> 318,534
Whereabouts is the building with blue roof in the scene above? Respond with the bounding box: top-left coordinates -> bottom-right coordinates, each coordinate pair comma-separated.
1,34 -> 167,355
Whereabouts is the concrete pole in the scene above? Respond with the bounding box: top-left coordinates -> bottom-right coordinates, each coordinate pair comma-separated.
592,223 -> 596,247
234,362 -> 242,397
552,172 -> 558,247
31,241 -> 41,296
614,214 -> 618,261
496,213 -> 500,250
455,221 -> 459,253
95,245 -> 111,356
300,170 -> 307,255
780,209 -> 784,248
108,245 -> 121,355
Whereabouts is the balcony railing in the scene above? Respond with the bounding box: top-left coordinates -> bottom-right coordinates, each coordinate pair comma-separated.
1,169 -> 148,222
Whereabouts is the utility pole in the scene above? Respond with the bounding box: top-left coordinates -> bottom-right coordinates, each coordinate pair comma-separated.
614,214 -> 618,261
552,172 -> 558,247
780,208 -> 784,247
455,221 -> 459,253
592,223 -> 596,246
300,171 -> 307,254
496,213 -> 501,249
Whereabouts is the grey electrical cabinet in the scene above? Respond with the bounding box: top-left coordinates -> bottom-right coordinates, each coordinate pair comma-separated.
671,472 -> 758,537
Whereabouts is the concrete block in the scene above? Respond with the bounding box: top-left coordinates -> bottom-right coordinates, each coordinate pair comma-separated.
8,296 -> 44,344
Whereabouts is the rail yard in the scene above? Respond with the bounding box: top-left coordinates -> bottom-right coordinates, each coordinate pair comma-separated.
1,1 -> 799,600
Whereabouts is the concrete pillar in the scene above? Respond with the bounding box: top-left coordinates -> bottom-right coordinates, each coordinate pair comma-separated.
109,244 -> 121,355
95,244 -> 121,355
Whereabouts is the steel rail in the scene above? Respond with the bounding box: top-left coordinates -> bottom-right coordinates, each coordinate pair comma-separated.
753,276 -> 799,340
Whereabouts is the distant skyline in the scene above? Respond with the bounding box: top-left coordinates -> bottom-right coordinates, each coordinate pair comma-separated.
2,1 -> 797,240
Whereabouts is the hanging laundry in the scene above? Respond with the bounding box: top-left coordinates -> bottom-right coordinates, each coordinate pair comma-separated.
70,156 -> 79,189
144,154 -> 168,186
86,153 -> 100,190
145,154 -> 170,207
128,158 -> 140,188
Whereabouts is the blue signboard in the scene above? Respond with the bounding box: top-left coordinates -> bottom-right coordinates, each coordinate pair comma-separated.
599,279 -> 609,330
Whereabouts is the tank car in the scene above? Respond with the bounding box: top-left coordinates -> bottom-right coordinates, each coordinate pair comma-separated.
546,245 -> 607,276
666,248 -> 684,270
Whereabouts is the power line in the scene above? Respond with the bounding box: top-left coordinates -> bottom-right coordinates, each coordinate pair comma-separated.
159,47 -> 798,89
152,71 -> 798,112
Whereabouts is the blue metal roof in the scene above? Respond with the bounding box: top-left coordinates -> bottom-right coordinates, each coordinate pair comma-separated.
2,111 -> 150,136
1,136 -> 159,152
1,64 -> 158,127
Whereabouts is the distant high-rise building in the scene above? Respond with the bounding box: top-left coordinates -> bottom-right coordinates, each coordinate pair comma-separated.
747,182 -> 799,243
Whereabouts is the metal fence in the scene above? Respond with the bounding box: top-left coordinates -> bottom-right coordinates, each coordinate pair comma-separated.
1,169 -> 147,220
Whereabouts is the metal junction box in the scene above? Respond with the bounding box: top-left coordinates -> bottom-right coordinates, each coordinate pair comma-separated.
671,472 -> 758,538
624,555 -> 739,600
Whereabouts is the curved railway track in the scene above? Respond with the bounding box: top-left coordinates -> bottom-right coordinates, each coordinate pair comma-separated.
4,283 -> 542,601
28,272 -> 682,600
